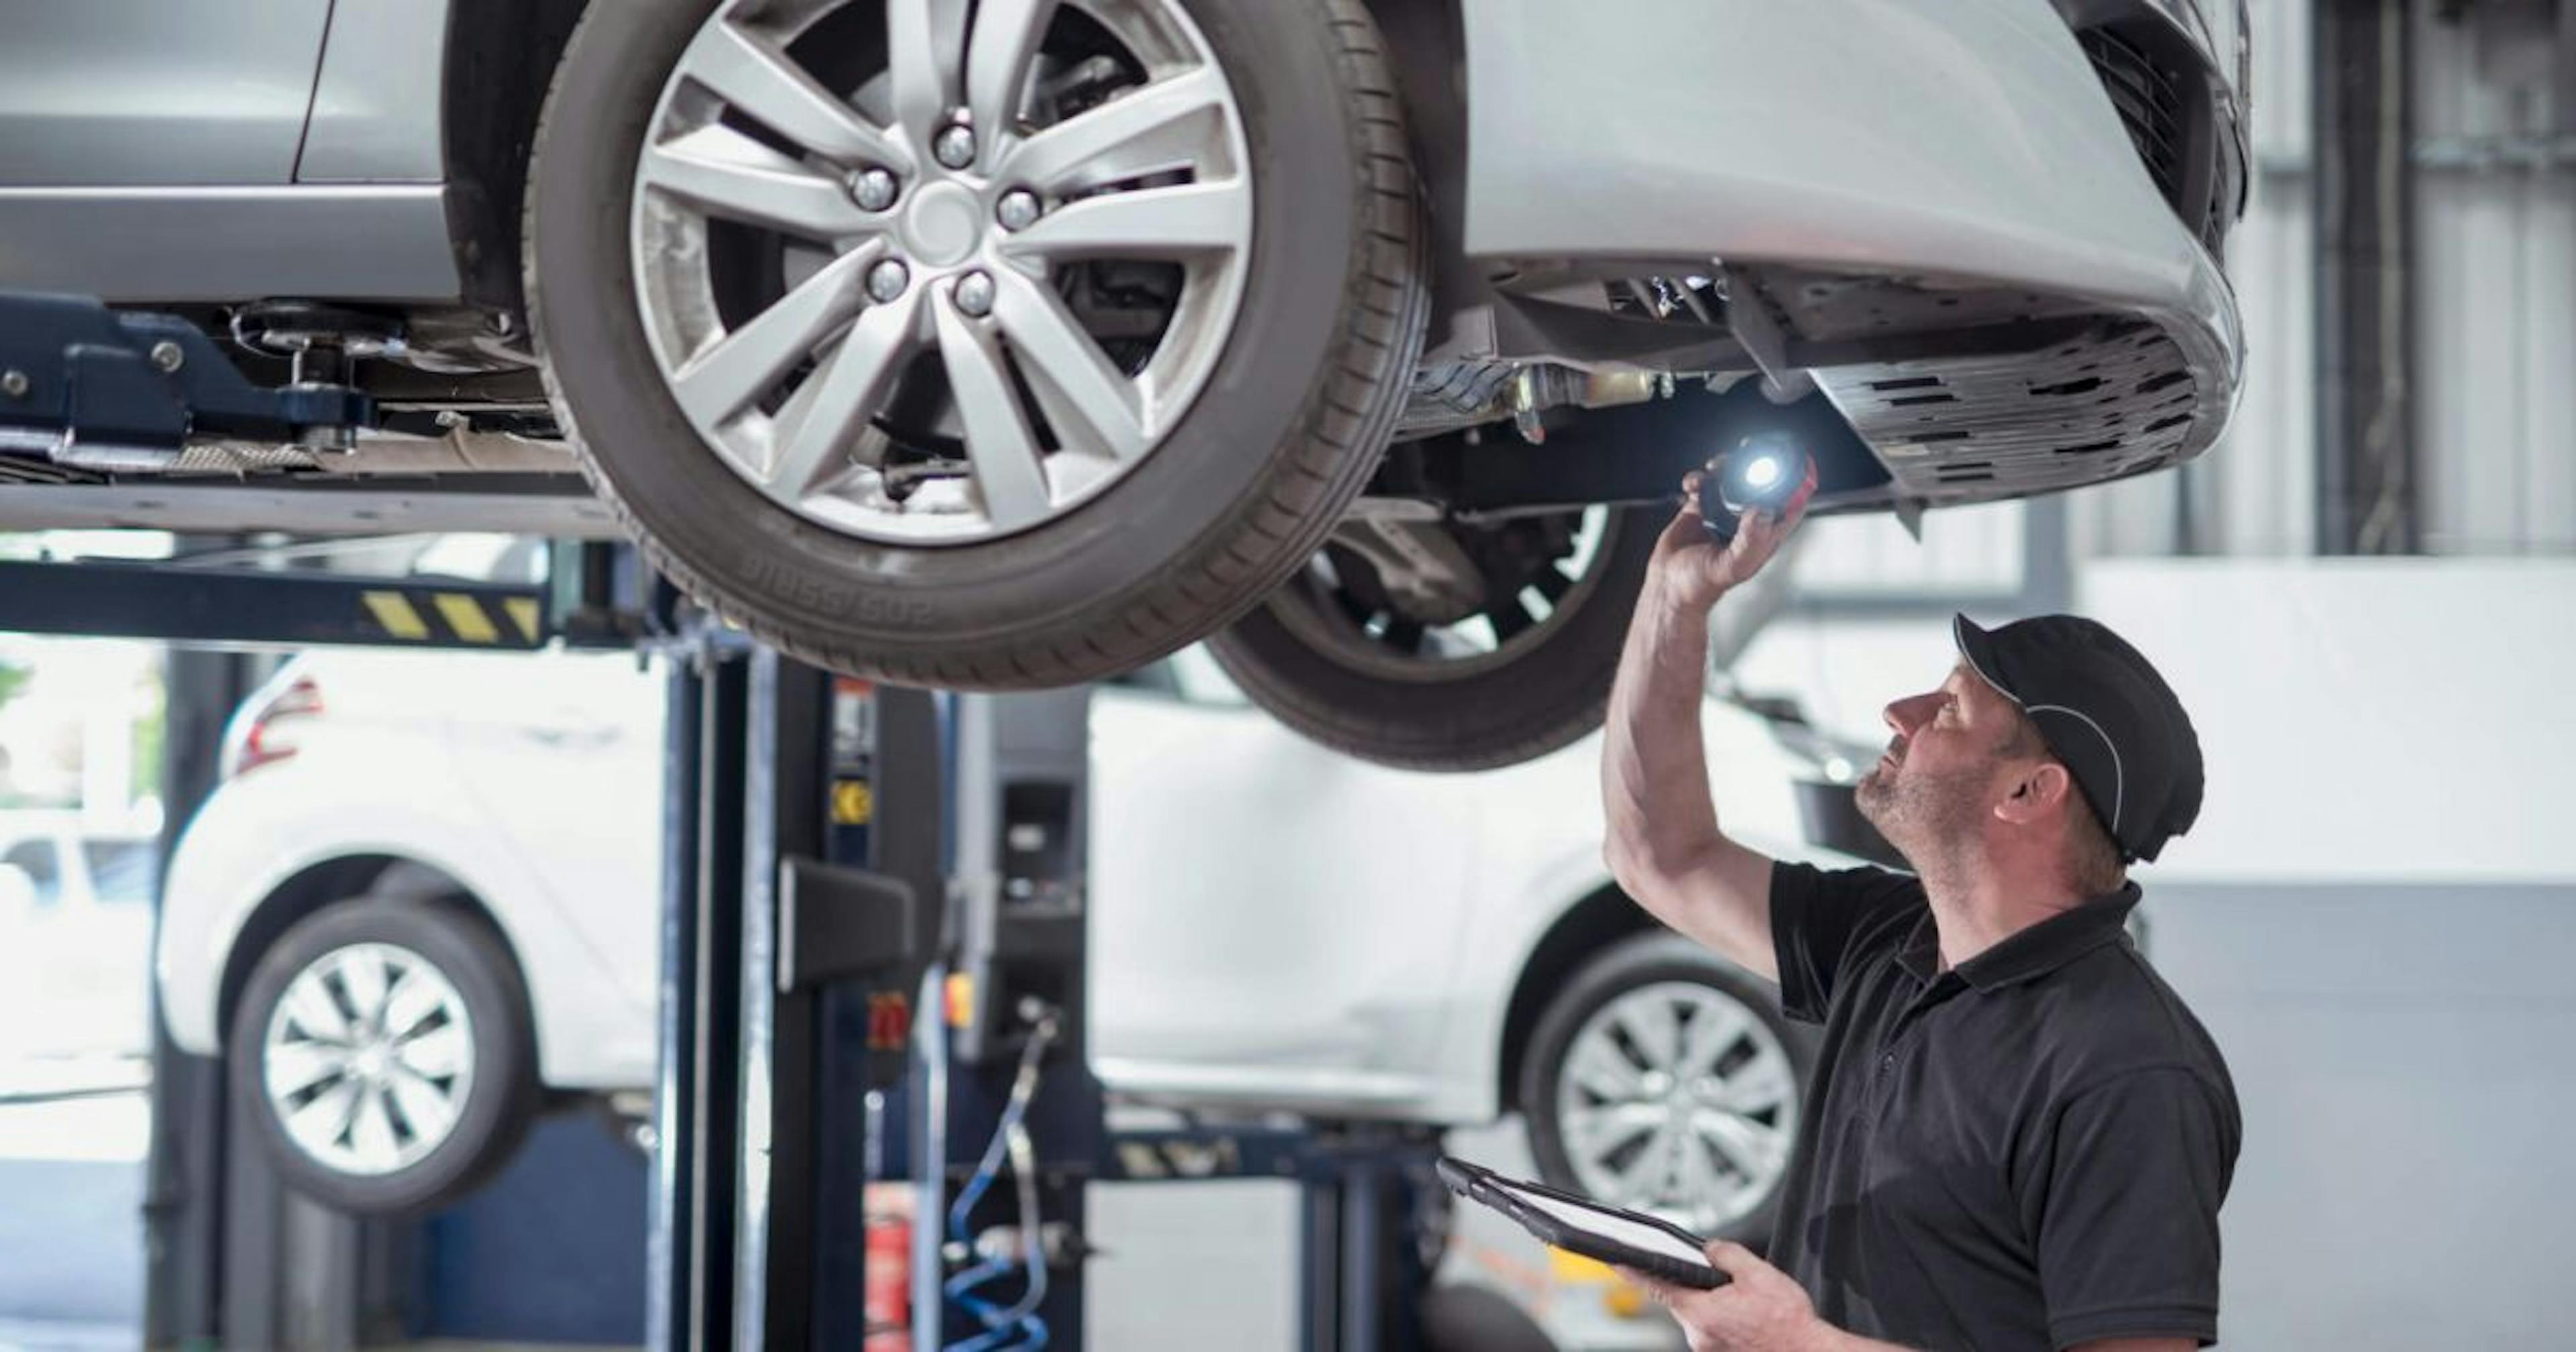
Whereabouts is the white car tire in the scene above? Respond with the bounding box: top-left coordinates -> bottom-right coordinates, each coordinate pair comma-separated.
229,899 -> 541,1217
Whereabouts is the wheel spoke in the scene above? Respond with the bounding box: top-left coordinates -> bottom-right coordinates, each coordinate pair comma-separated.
1695,1111 -> 1787,1181
769,290 -> 924,494
1674,1117 -> 1717,1208
282,975 -> 353,1045
965,0 -> 1057,148
398,1025 -> 470,1081
1381,616 -> 1425,653
387,1069 -> 459,1144
641,125 -> 872,239
933,290 -> 1054,530
1613,998 -> 1682,1071
378,968 -> 449,1044
1719,1043 -> 1796,1116
1561,1102 -> 1661,1166
285,1077 -> 362,1156
998,64 -> 1228,195
337,951 -> 390,1034
266,1041 -> 344,1100
994,270 -> 1144,461
672,244 -> 881,427
1563,1035 -> 1645,1103
1532,563 -> 1576,603
886,0 -> 970,140
1676,999 -> 1750,1079
1000,178 -> 1249,262
682,19 -> 911,170
350,1084 -> 398,1164
1607,1124 -> 1676,1205
1487,591 -> 1538,644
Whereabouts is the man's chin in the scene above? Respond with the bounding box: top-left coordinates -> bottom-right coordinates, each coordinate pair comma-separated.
1854,779 -> 1888,821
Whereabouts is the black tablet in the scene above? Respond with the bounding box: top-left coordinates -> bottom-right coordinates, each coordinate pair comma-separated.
1436,1156 -> 1727,1290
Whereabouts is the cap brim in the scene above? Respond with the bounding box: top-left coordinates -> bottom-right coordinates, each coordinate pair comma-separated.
1952,614 -> 2021,706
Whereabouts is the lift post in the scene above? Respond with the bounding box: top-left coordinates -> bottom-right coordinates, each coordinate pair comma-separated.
651,636 -> 1103,1351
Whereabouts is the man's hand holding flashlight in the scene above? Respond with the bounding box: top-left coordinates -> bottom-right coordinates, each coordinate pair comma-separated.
1648,454 -> 1817,614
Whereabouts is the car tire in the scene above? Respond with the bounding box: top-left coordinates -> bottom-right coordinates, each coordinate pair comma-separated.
1206,504 -> 1660,771
525,0 -> 1426,689
1519,932 -> 1813,1247
229,898 -> 540,1217
1419,1284 -> 1560,1352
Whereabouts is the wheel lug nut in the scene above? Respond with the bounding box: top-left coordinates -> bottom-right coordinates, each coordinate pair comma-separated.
934,121 -> 977,170
955,270 -> 996,317
849,166 -> 900,211
866,259 -> 911,302
996,189 -> 1041,232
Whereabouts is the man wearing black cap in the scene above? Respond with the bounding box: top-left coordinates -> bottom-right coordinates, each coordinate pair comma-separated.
1599,465 -> 2239,1352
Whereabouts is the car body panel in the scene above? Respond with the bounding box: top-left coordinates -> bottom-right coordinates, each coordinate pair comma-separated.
1460,0 -> 2243,488
0,186 -> 463,302
156,650 -> 661,1090
1087,688 -> 1481,1109
0,0 -> 331,187
1464,0 -> 2194,304
439,649 -> 667,1033
298,0 -> 453,183
1087,657 -> 1851,1123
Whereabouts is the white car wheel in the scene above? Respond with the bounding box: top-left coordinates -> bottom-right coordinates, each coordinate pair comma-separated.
262,942 -> 478,1178
1521,932 -> 1816,1243
231,899 -> 539,1215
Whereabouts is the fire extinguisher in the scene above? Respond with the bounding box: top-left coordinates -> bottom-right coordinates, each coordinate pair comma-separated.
863,1182 -> 914,1351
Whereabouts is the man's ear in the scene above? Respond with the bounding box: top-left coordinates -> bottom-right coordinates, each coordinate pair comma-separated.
1993,760 -> 2072,826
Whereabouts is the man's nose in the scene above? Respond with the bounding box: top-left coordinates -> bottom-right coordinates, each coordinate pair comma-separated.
1883,693 -> 1935,735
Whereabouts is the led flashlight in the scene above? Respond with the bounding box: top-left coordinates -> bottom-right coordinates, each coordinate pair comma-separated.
1700,433 -> 1813,541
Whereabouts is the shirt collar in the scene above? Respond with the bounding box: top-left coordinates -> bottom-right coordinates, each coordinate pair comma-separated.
1893,883 -> 2143,991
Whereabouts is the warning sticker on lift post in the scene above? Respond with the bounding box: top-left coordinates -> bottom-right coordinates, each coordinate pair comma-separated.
832,780 -> 874,826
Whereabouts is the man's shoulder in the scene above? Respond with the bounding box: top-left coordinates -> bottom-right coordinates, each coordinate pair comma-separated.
2035,942 -> 2237,1109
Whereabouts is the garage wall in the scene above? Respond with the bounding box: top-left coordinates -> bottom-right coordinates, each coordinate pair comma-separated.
2147,878 -> 2576,1352
2071,0 -> 2573,561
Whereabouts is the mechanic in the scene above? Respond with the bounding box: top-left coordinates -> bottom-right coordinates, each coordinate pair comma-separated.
1597,464 -> 2239,1352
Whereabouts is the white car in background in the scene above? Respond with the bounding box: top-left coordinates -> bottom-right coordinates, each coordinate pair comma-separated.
160,644 -> 1880,1231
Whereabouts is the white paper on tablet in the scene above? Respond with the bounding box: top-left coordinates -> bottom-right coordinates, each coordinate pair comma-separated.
1487,1178 -> 1709,1265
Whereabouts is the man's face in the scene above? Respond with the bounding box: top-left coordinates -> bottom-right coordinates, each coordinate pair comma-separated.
1856,663 -> 2027,853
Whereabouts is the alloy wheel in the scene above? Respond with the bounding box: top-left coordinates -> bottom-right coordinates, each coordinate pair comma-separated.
1554,979 -> 1799,1233
631,0 -> 1254,544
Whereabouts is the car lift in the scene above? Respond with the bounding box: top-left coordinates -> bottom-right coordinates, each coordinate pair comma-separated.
0,288 -> 1483,1352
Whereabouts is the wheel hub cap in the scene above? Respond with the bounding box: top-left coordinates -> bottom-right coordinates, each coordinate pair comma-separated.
902,181 -> 983,267
262,940 -> 476,1178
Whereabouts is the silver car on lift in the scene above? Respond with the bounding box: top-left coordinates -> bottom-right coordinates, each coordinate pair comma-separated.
0,0 -> 2247,770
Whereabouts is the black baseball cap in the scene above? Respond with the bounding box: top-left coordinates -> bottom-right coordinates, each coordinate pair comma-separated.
1951,613 -> 2204,864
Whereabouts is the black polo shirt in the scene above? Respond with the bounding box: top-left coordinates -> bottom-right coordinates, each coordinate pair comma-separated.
1766,862 -> 2239,1351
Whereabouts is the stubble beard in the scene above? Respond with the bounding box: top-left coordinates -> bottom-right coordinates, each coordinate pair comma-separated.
1857,756 -> 1988,872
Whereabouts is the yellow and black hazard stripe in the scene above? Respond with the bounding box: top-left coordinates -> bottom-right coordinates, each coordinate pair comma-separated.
355,587 -> 549,649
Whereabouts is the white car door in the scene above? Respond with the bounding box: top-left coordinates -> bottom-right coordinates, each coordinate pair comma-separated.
1087,651 -> 1481,1112
440,649 -> 667,1024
